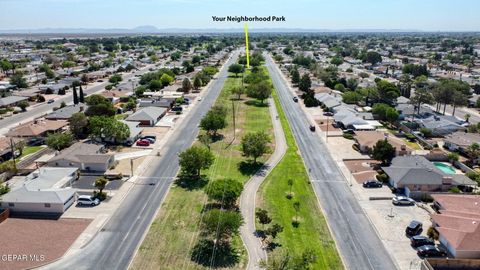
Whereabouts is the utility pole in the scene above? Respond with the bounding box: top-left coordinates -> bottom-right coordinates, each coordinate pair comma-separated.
9,138 -> 16,170
326,116 -> 329,142
232,99 -> 236,140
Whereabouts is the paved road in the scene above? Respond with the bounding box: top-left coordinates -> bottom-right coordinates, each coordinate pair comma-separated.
41,51 -> 239,270
239,98 -> 287,270
265,54 -> 397,270
0,66 -> 151,135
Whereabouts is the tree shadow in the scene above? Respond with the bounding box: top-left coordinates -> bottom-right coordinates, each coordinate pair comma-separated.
292,220 -> 300,228
211,133 -> 224,143
238,161 -> 264,176
266,242 -> 282,251
244,100 -> 269,107
175,174 -> 209,191
191,239 -> 239,268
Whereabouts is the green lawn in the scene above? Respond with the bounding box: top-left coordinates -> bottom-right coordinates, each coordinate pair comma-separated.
17,146 -> 44,161
131,71 -> 273,270
256,90 -> 343,269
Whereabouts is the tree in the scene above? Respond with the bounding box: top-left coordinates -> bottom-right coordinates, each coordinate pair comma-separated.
46,132 -> 74,150
206,178 -> 243,207
17,100 -> 29,112
372,139 -> 396,165
200,110 -> 227,136
287,179 -> 294,199
265,223 -> 283,239
201,209 -> 243,241
291,68 -> 300,85
69,112 -> 89,139
410,87 -> 434,115
241,131 -> 271,163
376,80 -> 400,105
160,73 -> 174,86
231,86 -> 244,100
342,91 -> 362,104
246,81 -> 272,103
108,74 -> 122,85
181,78 -> 192,93
10,73 -> 28,88
372,103 -> 393,120
198,133 -> 212,151
73,85 -> 79,105
193,76 -> 202,90
85,94 -> 116,116
330,56 -> 344,66
466,143 -> 480,165
14,140 -> 26,156
299,74 -> 311,92
293,201 -> 300,222
363,51 -> 382,65
451,90 -> 468,116
0,59 -> 13,74
256,209 -> 272,229
228,64 -> 244,77
179,145 -> 214,178
79,85 -> 85,103
385,108 -> 399,125
89,116 -> 130,143
94,177 -> 108,198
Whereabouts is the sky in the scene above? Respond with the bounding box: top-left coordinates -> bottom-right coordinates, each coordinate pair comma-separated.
0,0 -> 479,31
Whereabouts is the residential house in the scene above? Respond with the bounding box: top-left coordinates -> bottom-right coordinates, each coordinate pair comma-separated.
45,104 -> 87,120
354,131 -> 413,156
138,98 -> 173,108
125,107 -> 167,126
0,167 -> 78,214
415,114 -> 467,136
431,194 -> 480,258
47,142 -> 114,172
382,156 -> 476,197
444,132 -> 480,154
0,96 -> 28,108
0,137 -> 23,161
6,119 -> 68,138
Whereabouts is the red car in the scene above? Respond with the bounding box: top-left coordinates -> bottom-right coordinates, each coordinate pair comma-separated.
136,139 -> 150,146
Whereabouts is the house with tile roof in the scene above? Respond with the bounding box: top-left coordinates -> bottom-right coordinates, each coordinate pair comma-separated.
6,119 -> 68,138
354,131 -> 413,156
431,194 -> 480,258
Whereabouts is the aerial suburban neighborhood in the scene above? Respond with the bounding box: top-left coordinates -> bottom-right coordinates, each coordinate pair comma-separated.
1,1 -> 480,270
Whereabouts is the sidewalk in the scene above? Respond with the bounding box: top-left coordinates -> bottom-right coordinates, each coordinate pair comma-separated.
239,98 -> 287,270
58,54 -> 233,261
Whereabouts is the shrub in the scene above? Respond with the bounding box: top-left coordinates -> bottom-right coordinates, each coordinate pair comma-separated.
427,226 -> 439,240
447,152 -> 459,162
343,134 -> 354,140
376,173 -> 389,183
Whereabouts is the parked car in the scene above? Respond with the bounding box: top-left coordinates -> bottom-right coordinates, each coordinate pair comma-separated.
47,99 -> 55,104
309,125 -> 316,132
141,135 -> 157,141
410,235 -> 434,248
392,195 -> 415,206
406,220 -> 423,236
136,139 -> 151,146
77,195 -> 100,206
417,245 -> 447,257
97,79 -> 103,82
198,97 -> 202,101
293,96 -> 299,102
171,106 -> 183,112
323,112 -> 334,116
363,180 -> 383,188
142,137 -> 156,144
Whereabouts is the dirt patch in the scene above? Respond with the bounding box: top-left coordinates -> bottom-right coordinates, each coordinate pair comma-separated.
344,159 -> 381,183
317,120 -> 341,132
0,218 -> 91,270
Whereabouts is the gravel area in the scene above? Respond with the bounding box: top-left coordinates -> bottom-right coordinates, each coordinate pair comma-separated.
0,218 -> 91,270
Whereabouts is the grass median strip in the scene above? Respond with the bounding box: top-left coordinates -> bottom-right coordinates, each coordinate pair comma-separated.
130,70 -> 273,270
256,89 -> 343,269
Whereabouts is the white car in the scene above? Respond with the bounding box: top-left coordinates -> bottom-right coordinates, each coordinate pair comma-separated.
197,97 -> 202,101
392,195 -> 415,206
77,195 -> 100,206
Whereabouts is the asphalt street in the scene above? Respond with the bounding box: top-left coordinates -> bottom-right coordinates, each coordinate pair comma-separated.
41,51 -> 239,270
265,54 -> 397,270
0,66 -> 150,135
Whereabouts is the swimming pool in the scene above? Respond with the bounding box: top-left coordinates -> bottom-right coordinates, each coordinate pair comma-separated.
433,162 -> 456,174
